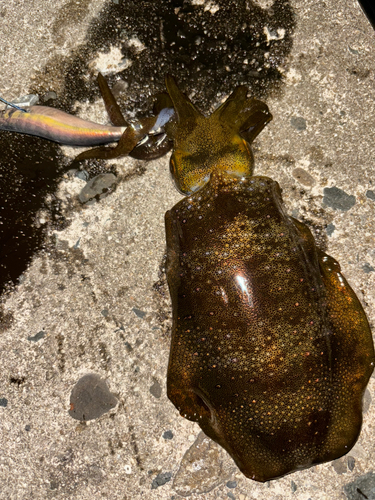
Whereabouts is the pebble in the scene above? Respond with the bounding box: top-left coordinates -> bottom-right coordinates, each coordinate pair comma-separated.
343,471 -> 375,499
151,471 -> 172,489
132,307 -> 146,319
75,170 -> 89,182
226,480 -> 237,489
323,186 -> 356,211
363,389 -> 372,414
332,457 -> 348,475
292,167 -> 316,187
326,223 -> 335,236
27,330 -> 46,342
43,91 -> 57,101
149,380 -> 162,399
79,173 -> 117,204
69,373 -> 117,421
362,263 -> 374,274
347,456 -> 356,472
290,116 -> 307,131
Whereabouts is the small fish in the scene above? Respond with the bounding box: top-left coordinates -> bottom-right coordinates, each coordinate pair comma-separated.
0,105 -> 126,146
0,74 -> 175,159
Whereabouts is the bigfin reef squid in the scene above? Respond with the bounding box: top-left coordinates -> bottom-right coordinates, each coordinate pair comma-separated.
1,75 -> 374,482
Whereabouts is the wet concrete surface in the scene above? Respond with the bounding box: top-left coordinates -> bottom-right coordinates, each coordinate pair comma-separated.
1,0 -> 375,499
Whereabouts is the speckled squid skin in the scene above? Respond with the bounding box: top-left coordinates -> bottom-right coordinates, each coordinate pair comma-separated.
164,79 -> 375,482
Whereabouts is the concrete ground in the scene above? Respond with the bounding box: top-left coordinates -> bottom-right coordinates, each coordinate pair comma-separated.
1,0 -> 375,499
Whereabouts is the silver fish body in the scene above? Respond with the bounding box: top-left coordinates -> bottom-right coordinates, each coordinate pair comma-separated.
0,105 -> 126,146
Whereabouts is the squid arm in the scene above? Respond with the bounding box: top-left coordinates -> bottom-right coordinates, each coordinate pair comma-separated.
73,74 -> 175,161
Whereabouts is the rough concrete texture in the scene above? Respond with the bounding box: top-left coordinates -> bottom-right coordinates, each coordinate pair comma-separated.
1,0 -> 375,499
